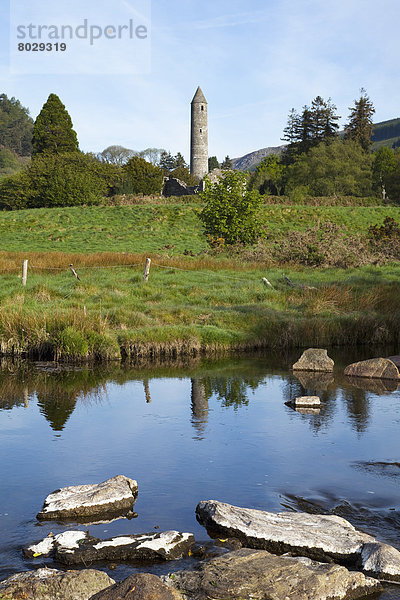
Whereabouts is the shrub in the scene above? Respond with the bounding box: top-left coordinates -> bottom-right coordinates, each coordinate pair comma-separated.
369,216 -> 400,240
118,156 -> 163,195
0,152 -> 108,209
0,170 -> 32,209
169,166 -> 199,186
200,170 -> 262,245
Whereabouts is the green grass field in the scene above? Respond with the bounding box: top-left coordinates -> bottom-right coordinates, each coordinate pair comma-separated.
0,202 -> 399,255
0,199 -> 399,360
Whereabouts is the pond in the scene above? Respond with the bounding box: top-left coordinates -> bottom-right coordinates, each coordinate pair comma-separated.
0,348 -> 399,599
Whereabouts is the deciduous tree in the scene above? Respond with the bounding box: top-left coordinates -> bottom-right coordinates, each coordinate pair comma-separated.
200,170 -> 262,245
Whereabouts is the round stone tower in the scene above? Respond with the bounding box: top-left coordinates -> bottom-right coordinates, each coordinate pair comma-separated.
190,86 -> 208,180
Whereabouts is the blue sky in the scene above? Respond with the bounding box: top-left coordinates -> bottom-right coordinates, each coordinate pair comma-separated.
1,0 -> 399,161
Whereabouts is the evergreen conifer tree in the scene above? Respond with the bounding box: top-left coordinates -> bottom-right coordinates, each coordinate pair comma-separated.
32,94 -> 79,156
344,89 -> 375,152
208,156 -> 219,171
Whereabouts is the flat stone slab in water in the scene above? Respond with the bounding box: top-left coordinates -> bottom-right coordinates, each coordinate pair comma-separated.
36,475 -> 138,521
287,396 -> 321,407
165,548 -> 381,600
0,567 -> 114,600
25,530 -> 194,564
344,357 -> 400,380
196,500 -> 400,581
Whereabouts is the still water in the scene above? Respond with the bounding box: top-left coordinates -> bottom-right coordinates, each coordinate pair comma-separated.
0,350 -> 399,598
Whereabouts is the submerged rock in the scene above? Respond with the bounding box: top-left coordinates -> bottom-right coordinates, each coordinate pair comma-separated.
90,573 -> 182,600
0,567 -> 114,600
292,348 -> 334,372
25,529 -> 194,565
165,548 -> 381,600
196,500 -> 400,581
36,475 -> 138,521
344,357 -> 400,380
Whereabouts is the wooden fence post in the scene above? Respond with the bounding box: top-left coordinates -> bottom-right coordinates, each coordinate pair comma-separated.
143,258 -> 151,282
22,259 -> 28,286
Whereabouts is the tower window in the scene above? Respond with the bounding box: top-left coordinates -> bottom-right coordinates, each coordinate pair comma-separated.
200,128 -> 202,133
201,105 -> 204,111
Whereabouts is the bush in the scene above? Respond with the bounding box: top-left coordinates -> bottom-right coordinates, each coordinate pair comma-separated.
169,166 -> 199,186
0,152 -> 108,209
287,139 -> 373,197
369,216 -> 400,240
117,156 -> 163,195
200,170 -> 263,245
0,170 -> 32,209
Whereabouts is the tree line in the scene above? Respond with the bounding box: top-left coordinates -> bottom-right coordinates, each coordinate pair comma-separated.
0,93 -> 201,209
249,89 -> 400,200
0,91 -> 237,209
1,89 -> 400,211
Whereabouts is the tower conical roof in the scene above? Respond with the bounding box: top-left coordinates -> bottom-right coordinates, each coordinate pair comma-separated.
191,86 -> 207,104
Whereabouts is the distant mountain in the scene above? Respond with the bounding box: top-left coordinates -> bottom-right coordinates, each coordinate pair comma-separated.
232,118 -> 400,172
231,145 -> 286,172
371,118 -> 400,150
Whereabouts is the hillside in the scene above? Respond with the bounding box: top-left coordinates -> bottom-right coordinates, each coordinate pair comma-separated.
231,145 -> 285,171
371,117 -> 400,150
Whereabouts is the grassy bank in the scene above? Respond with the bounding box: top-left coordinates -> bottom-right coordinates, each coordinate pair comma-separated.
0,258 -> 399,360
0,199 -> 398,361
0,202 -> 399,255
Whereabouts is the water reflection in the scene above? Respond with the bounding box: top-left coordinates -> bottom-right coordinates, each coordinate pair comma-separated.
341,387 -> 371,434
0,362 -> 107,431
1,352 -> 400,600
143,379 -> 151,403
0,354 -> 399,437
282,375 -> 337,433
191,379 -> 208,440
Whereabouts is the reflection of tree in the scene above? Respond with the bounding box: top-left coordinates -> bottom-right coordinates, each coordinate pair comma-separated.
0,362 -> 32,410
191,379 -> 208,440
341,388 -> 370,433
0,363 -> 108,431
36,388 -> 77,431
36,371 -> 107,431
203,376 -> 264,410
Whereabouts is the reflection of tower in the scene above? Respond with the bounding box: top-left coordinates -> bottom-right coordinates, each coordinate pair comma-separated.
190,87 -> 208,180
143,379 -> 151,403
191,378 -> 209,440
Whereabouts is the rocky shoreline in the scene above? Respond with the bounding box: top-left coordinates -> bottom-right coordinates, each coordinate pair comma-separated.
4,496 -> 400,600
